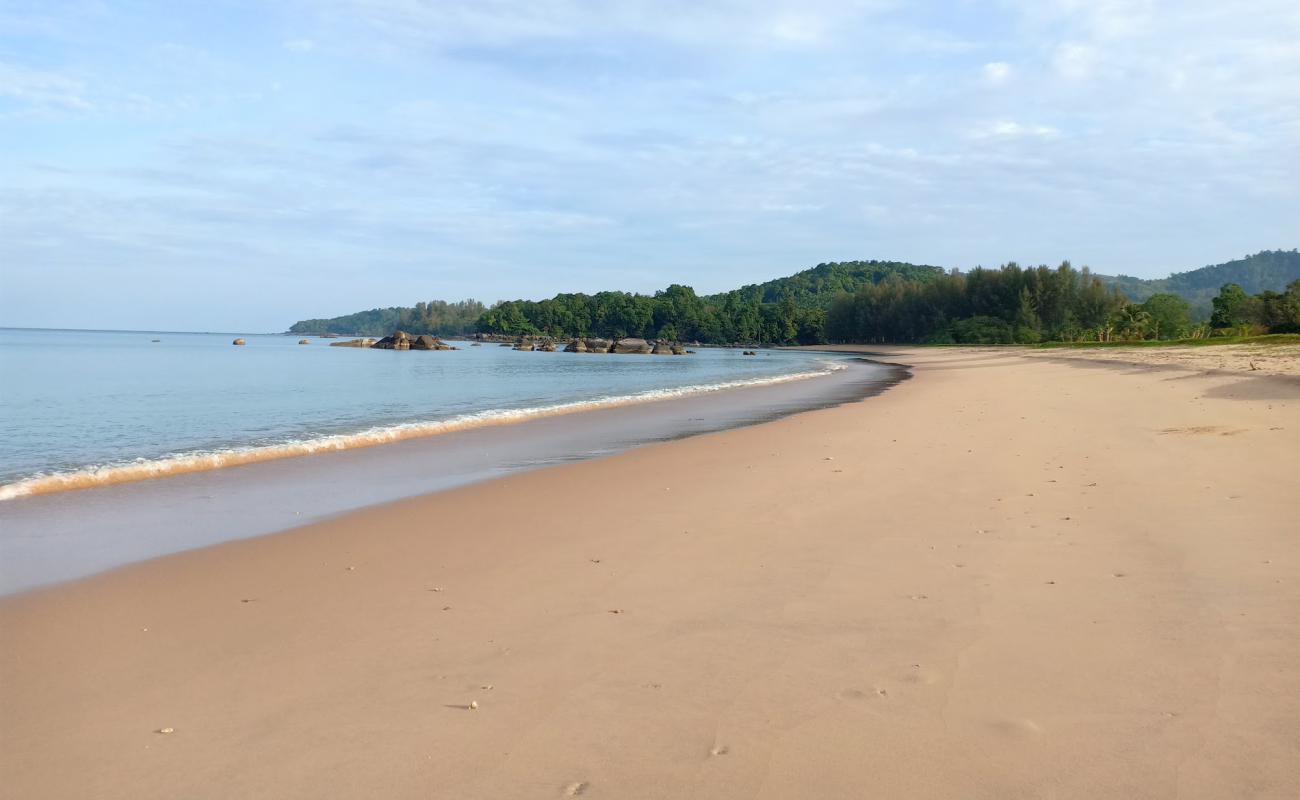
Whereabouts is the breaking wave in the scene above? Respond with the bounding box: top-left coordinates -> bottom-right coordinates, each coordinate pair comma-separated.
0,361 -> 846,501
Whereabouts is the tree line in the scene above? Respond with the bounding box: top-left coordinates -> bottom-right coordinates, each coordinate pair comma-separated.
289,256 -> 1300,345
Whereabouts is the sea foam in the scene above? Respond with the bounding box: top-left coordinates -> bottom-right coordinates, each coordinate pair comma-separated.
0,361 -> 845,501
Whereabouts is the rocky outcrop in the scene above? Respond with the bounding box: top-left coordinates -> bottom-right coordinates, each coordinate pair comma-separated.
232,338 -> 246,346
611,337 -> 652,354
742,350 -> 757,356
537,339 -> 557,352
585,338 -> 613,353
410,334 -> 455,350
651,342 -> 675,355
298,339 -> 311,345
329,338 -> 376,348
373,331 -> 411,350
563,339 -> 587,352
370,331 -> 455,350
514,338 -> 535,351
671,344 -> 687,355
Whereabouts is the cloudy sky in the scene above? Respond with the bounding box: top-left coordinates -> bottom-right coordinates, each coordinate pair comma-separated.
2,1 -> 1297,331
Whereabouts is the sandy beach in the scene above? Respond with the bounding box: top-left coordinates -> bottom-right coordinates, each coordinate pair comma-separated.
2,346 -> 1297,799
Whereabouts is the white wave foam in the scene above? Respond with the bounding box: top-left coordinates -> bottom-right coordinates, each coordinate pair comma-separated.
0,362 -> 847,501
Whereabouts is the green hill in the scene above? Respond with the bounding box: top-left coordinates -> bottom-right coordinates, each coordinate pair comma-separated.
709,260 -> 946,308
1101,250 -> 1300,319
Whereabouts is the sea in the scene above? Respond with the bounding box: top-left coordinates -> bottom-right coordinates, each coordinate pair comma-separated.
0,328 -> 902,593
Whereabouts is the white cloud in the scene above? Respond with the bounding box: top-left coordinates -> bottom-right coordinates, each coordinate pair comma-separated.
0,62 -> 90,111
969,120 -> 1059,139
982,61 -> 1012,85
283,39 -> 316,52
1052,42 -> 1097,80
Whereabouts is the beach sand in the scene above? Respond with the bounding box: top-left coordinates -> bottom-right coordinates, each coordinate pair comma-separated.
2,347 -> 1297,798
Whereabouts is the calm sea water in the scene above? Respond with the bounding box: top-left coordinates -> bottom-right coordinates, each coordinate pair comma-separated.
0,328 -> 847,498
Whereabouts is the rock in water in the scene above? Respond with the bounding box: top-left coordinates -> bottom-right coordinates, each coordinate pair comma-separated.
651,342 -> 674,355
584,338 -> 613,353
611,338 -> 652,354
564,339 -> 587,353
298,339 -> 311,345
329,338 -> 376,348
232,338 -> 246,346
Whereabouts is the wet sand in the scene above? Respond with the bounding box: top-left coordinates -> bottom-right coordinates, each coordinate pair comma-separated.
2,347 -> 1297,798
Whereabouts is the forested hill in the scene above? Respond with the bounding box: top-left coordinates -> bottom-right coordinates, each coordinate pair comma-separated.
708,260 -> 945,308
473,260 -> 944,343
287,252 -> 1298,344
289,300 -> 486,336
1101,250 -> 1300,317
288,260 -> 942,341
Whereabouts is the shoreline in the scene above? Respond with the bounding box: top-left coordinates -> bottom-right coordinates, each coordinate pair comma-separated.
2,346 -> 1296,798
0,349 -> 854,502
0,357 -> 903,596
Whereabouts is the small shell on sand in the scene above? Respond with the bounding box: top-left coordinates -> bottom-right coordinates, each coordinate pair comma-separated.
157,727 -> 175,734
469,701 -> 479,710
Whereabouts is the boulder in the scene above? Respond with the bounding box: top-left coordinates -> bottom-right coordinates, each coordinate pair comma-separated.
651,342 -> 674,355
232,338 -> 246,346
410,334 -> 448,351
584,338 -> 613,353
514,339 -> 535,352
329,338 -> 376,348
298,339 -> 311,345
563,339 -> 587,353
611,337 -> 651,354
671,344 -> 687,355
537,339 -> 557,352
372,331 -> 406,350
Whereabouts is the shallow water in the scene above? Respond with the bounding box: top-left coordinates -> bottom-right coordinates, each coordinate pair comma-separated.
0,328 -> 841,499
0,329 -> 903,593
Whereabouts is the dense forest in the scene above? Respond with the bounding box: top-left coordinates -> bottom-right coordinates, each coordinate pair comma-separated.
475,261 -> 942,344
288,251 -> 1300,345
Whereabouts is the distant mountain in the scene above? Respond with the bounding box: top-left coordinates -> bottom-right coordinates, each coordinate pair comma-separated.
1100,250 -> 1300,319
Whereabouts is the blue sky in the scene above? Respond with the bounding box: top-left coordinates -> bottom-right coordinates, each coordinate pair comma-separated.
2,0 -> 1297,331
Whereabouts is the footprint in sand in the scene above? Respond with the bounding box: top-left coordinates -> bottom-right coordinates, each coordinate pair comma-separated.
989,718 -> 1044,737
900,665 -> 942,686
563,781 -> 590,796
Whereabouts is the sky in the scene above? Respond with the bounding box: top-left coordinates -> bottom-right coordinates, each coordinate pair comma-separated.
1,1 -> 1297,331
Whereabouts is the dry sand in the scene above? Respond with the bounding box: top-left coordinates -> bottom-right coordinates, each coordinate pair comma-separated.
2,347 -> 1297,799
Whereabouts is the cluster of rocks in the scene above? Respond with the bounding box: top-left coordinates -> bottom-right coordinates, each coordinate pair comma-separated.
512,336 -> 690,355
325,331 -> 458,350
373,331 -> 457,350
513,336 -> 558,352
